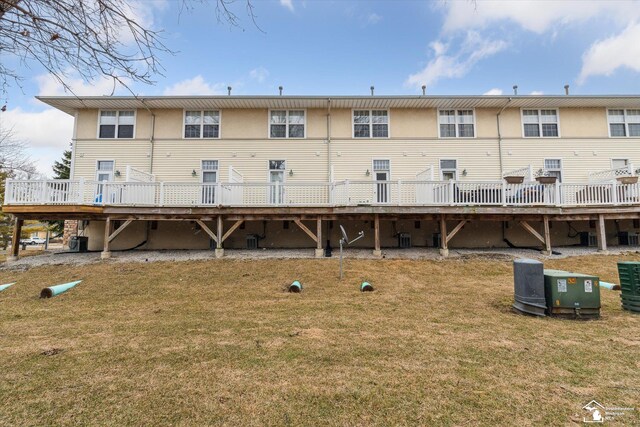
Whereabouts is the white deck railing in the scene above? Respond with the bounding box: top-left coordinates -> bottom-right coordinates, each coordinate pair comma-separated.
4,178 -> 640,208
588,164 -> 635,182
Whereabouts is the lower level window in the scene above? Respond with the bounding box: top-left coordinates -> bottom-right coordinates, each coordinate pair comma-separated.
544,159 -> 562,182
440,159 -> 457,180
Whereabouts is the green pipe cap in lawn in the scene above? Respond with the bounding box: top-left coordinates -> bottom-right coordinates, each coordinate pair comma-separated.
361,282 -> 374,292
288,281 -> 302,293
40,280 -> 82,299
0,282 -> 16,292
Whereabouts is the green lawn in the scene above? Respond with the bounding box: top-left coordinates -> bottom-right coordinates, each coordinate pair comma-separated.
0,254 -> 638,426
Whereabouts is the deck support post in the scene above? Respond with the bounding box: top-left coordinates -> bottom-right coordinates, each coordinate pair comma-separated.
373,214 -> 381,257
596,214 -> 608,253
315,217 -> 323,258
215,215 -> 224,258
439,215 -> 448,257
101,217 -> 112,259
8,218 -> 23,261
542,216 -> 552,255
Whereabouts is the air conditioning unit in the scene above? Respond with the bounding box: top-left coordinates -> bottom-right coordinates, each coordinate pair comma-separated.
620,231 -> 639,246
246,234 -> 259,250
588,233 -> 598,247
398,233 -> 411,248
68,236 -> 88,253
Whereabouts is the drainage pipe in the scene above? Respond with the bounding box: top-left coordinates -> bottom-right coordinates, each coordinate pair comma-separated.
40,280 -> 82,298
0,282 -> 16,292
600,281 -> 621,291
360,282 -> 374,292
288,280 -> 302,293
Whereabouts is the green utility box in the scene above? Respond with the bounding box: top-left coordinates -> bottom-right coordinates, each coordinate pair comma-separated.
544,269 -> 601,319
617,262 -> 640,313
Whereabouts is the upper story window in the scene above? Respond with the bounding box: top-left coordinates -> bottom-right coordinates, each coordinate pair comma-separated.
522,109 -> 559,137
270,110 -> 305,138
353,110 -> 389,138
99,110 -> 135,138
438,110 -> 475,138
185,111 -> 220,138
608,109 -> 640,137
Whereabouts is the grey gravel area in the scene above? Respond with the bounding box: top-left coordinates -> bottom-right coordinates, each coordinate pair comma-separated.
2,246 -> 639,271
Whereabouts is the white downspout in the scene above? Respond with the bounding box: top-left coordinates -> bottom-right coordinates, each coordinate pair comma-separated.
496,98 -> 513,177
327,98 -> 332,182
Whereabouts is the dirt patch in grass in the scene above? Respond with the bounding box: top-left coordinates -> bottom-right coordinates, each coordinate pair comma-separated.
0,254 -> 639,425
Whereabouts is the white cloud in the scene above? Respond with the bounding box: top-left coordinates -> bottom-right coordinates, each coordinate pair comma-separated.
36,72 -> 126,96
280,0 -> 294,12
249,67 -> 269,83
367,13 -> 382,25
2,107 -> 74,176
406,31 -> 508,88
578,22 -> 640,84
483,88 -> 503,95
442,1 -> 640,34
162,75 -> 226,96
530,91 -> 544,95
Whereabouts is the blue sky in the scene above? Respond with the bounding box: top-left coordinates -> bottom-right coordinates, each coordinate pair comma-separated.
2,0 -> 640,175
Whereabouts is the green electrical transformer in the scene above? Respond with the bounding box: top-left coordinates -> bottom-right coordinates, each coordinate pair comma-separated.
543,269 -> 601,319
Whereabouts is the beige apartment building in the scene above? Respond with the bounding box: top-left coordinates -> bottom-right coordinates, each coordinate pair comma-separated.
4,95 -> 640,259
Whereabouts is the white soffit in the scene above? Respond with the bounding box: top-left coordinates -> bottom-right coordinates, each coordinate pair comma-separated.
37,95 -> 640,115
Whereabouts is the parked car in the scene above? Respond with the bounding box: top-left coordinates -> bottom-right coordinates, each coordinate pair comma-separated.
20,237 -> 47,245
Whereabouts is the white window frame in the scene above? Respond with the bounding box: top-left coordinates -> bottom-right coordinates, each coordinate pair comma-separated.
183,110 -> 221,139
521,108 -> 560,138
268,110 -> 306,139
607,108 -> 640,138
437,109 -> 476,139
352,109 -> 390,139
97,109 -> 136,139
201,160 -> 219,183
267,159 -> 287,182
439,158 -> 458,180
543,158 -> 563,182
371,159 -> 391,179
611,158 -> 629,168
95,159 -> 115,181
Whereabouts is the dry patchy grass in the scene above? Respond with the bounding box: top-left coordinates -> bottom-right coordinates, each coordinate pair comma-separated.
0,254 -> 639,426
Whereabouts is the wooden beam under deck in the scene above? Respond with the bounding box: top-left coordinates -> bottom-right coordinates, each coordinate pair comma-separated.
3,204 -> 640,223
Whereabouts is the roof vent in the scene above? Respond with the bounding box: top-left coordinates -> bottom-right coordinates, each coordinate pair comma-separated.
279,86 -> 283,96
227,86 -> 232,96
370,86 -> 375,96
564,84 -> 570,95
513,85 -> 518,95
421,85 -> 426,96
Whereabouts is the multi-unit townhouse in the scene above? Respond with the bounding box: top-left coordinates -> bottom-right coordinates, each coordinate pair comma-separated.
4,94 -> 640,260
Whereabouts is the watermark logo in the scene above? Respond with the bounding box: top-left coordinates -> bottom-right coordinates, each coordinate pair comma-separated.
583,400 -> 605,423
582,400 -> 635,423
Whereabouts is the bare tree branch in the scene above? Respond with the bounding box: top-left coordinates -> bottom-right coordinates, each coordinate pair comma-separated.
0,125 -> 37,178
0,0 -> 260,97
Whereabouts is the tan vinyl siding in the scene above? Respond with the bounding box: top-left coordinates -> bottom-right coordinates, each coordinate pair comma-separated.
502,138 -> 640,182
151,140 -> 327,182
71,106 -> 640,184
73,140 -> 152,181
330,139 -> 501,181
